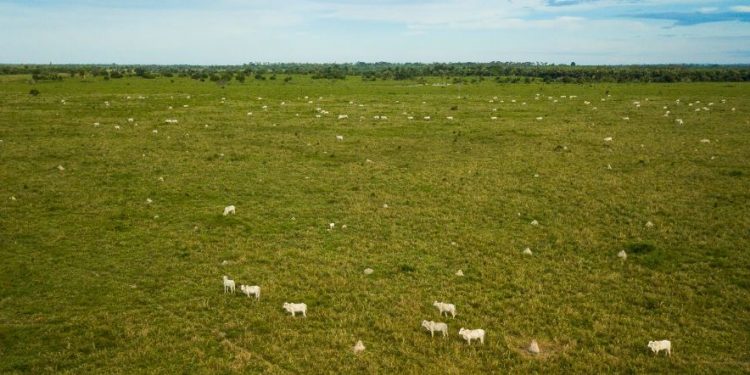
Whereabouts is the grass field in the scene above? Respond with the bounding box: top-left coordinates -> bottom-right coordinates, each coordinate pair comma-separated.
1,75 -> 749,373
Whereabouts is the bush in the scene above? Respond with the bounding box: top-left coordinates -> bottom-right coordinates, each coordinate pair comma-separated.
399,264 -> 416,273
728,170 -> 743,177
29,88 -> 40,96
626,242 -> 656,254
31,72 -> 62,81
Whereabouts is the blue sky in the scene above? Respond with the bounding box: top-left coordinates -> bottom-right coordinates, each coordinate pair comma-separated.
1,0 -> 749,64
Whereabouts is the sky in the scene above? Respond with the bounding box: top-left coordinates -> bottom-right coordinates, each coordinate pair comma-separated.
1,0 -> 749,65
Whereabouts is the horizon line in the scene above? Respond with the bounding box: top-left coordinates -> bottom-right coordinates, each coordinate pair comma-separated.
2,61 -> 749,67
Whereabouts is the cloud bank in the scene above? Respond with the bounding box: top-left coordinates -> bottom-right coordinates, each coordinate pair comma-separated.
0,0 -> 748,64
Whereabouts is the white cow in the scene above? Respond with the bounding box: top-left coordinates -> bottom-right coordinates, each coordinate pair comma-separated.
433,301 -> 456,318
240,285 -> 260,299
353,340 -> 365,353
647,340 -> 671,356
223,276 -> 236,294
421,320 -> 448,337
283,302 -> 307,317
458,328 -> 485,345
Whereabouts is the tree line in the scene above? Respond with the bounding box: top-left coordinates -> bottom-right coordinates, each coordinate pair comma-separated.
2,62 -> 749,83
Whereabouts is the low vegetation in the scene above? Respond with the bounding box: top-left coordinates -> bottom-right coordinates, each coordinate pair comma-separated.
0,74 -> 748,373
2,62 -> 749,83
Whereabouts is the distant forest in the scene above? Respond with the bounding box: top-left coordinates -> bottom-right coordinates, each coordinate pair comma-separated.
3,62 -> 749,83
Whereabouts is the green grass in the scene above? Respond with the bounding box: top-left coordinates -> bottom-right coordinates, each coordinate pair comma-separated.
1,75 -> 749,373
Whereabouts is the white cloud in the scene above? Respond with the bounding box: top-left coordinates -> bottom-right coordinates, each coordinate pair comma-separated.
698,7 -> 718,14
731,6 -> 750,13
0,0 -> 747,64
312,0 -> 533,27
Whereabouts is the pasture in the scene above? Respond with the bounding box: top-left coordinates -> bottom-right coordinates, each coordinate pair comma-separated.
0,75 -> 748,373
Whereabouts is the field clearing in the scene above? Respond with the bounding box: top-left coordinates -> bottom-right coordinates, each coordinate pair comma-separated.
1,75 -> 749,373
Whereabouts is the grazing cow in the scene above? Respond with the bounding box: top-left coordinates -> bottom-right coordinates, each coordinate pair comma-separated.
647,340 -> 671,356
433,301 -> 456,318
283,302 -> 307,317
458,328 -> 485,345
421,320 -> 448,337
353,340 -> 365,353
240,285 -> 260,299
223,276 -> 236,294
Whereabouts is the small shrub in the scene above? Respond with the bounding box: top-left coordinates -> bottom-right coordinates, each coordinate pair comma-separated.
29,88 -> 40,96
626,242 -> 655,254
399,264 -> 416,273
